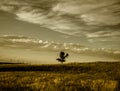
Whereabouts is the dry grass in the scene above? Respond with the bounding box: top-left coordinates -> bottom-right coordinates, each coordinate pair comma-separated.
0,62 -> 120,91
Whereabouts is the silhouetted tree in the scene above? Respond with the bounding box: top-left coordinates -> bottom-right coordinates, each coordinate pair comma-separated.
56,51 -> 69,64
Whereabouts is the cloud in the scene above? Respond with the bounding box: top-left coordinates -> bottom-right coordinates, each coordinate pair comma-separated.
0,35 -> 120,61
15,6 -> 81,35
86,30 -> 120,47
0,35 -> 85,50
0,34 -> 120,63
86,31 -> 120,38
0,0 -> 120,49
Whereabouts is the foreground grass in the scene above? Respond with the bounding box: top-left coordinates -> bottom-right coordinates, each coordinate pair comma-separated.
0,62 -> 120,91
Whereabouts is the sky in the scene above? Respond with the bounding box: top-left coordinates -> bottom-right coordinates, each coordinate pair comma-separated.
0,0 -> 120,64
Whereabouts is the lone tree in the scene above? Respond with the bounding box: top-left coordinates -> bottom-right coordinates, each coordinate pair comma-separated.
56,51 -> 69,64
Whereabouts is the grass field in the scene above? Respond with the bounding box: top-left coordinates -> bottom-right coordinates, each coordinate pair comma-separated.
0,62 -> 120,91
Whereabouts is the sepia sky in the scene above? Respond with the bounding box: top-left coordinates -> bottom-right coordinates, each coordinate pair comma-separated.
0,0 -> 120,63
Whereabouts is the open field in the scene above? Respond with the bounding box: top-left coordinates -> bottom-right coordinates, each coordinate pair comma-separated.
0,62 -> 120,91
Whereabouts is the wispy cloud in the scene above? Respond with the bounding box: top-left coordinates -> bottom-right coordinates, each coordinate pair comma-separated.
0,0 -> 120,49
0,35 -> 120,60
15,6 -> 80,35
0,0 -> 119,34
86,30 -> 120,45
86,31 -> 120,38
